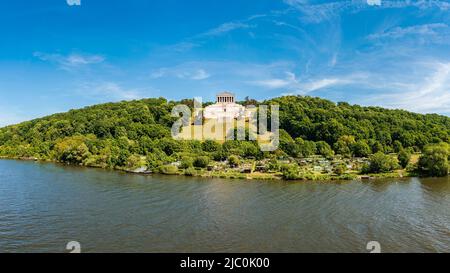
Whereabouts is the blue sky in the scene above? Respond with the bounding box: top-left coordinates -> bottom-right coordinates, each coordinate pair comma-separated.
1,0 -> 450,126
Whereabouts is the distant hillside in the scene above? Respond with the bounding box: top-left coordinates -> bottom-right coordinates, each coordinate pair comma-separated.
0,96 -> 449,170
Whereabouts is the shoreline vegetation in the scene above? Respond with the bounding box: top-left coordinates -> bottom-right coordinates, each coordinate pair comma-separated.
0,96 -> 449,181
0,155 -> 416,181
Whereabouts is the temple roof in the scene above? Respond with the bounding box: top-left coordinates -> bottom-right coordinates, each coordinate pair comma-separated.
216,91 -> 235,97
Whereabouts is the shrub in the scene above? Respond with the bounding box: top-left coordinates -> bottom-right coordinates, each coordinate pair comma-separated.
240,141 -> 260,158
227,155 -> 240,168
418,143 -> 449,177
212,148 -> 228,161
125,154 -> 145,169
193,156 -> 210,168
159,165 -> 179,175
362,152 -> 398,174
146,150 -> 167,170
333,163 -> 347,175
281,164 -> 300,180
352,140 -> 371,158
180,156 -> 194,169
54,136 -> 92,164
398,149 -> 411,169
202,140 -> 221,152
316,141 -> 334,159
184,167 -> 197,176
267,158 -> 280,172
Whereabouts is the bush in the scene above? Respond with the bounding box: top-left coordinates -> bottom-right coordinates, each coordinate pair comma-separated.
212,148 -> 228,161
398,149 -> 411,169
159,165 -> 179,175
362,152 -> 398,174
202,140 -> 221,152
267,158 -> 280,172
54,136 -> 92,164
193,156 -> 210,168
281,164 -> 300,180
334,135 -> 355,158
180,156 -> 194,169
227,155 -> 240,168
146,149 -> 167,170
240,141 -> 260,158
333,163 -> 347,175
418,143 -> 449,177
125,154 -> 145,169
184,167 -> 197,176
316,141 -> 334,159
352,140 -> 371,157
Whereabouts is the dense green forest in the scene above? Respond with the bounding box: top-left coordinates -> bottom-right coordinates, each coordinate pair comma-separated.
1,96 -> 449,178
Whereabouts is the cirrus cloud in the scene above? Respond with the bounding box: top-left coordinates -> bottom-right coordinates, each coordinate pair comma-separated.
34,52 -> 105,71
66,0 -> 81,6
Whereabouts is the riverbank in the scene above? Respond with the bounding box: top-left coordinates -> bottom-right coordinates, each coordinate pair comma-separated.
0,156 -> 416,182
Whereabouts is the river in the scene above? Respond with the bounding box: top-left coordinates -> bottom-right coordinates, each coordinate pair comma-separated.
0,159 -> 449,253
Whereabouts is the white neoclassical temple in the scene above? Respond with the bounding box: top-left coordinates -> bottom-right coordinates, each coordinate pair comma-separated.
204,92 -> 248,120
216,92 -> 235,103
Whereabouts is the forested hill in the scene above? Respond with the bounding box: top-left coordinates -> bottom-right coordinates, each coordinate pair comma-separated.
0,96 -> 449,167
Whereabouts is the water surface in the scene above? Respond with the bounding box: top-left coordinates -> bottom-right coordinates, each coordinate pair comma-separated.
0,159 -> 449,253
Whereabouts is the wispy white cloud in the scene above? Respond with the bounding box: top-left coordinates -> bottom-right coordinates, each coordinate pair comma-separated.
76,82 -> 151,101
202,22 -> 251,37
248,71 -> 355,93
189,69 -> 210,80
370,61 -> 450,113
368,23 -> 449,41
283,0 -> 450,23
168,14 -> 261,52
249,72 -> 298,89
66,0 -> 81,6
150,66 -> 210,80
367,0 -> 381,6
250,78 -> 294,89
302,78 -> 350,92
34,52 -> 104,70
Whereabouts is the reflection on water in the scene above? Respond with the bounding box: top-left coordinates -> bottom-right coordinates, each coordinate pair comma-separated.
0,160 -> 449,253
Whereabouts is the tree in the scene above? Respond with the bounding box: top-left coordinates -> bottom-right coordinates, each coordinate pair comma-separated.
334,135 -> 355,158
240,141 -> 260,158
363,152 -> 398,174
125,154 -> 145,169
54,136 -> 92,164
352,140 -> 371,157
393,140 -> 404,153
316,141 -> 334,159
281,164 -> 300,180
157,138 -> 182,156
295,137 -> 316,158
1,94 -> 450,179
371,141 -> 384,153
146,148 -> 168,170
314,119 -> 345,144
279,130 -> 296,157
202,140 -> 221,152
398,149 -> 411,169
243,96 -> 258,106
418,143 -> 449,177
212,148 -> 229,161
